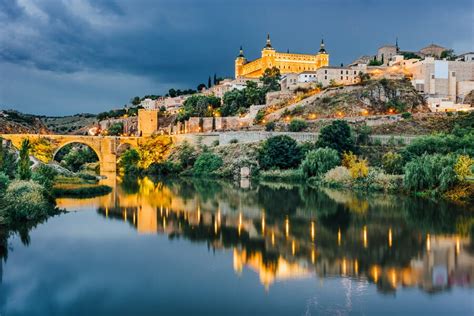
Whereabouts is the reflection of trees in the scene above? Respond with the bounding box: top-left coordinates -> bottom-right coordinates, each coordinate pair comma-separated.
257,185 -> 303,218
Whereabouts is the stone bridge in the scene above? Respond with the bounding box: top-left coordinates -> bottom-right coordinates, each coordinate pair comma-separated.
0,134 -> 141,175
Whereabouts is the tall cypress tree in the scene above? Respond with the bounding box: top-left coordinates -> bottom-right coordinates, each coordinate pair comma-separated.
208,76 -> 212,88
213,73 -> 217,85
18,139 -> 31,180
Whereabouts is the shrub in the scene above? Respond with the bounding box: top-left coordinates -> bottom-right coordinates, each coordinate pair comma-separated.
356,125 -> 372,145
265,121 -> 276,131
382,151 -> 404,174
32,164 -> 58,191
301,148 -> 340,178
401,112 -> 412,119
322,166 -> 352,187
0,180 -> 53,222
258,135 -> 302,170
454,155 -> 474,181
211,140 -> 220,147
342,152 -> 357,168
176,141 -> 197,169
193,152 -> 223,175
288,119 -> 308,132
316,120 -> 356,154
60,146 -> 98,172
404,154 -> 458,193
403,132 -> 474,159
229,138 -> 239,144
52,184 -> 112,198
254,110 -> 265,124
349,159 -> 369,179
0,172 -> 9,194
146,161 -> 181,175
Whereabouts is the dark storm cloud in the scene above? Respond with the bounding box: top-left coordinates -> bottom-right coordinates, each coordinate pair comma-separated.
0,0 -> 473,115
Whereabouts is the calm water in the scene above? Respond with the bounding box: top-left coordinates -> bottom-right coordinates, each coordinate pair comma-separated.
0,177 -> 473,316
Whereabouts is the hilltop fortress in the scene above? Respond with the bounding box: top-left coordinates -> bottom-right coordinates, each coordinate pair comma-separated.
235,34 -> 329,78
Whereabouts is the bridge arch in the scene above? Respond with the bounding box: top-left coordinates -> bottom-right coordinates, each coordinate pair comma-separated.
52,141 -> 102,173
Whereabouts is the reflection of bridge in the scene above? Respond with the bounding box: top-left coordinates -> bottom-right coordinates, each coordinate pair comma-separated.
0,134 -> 141,175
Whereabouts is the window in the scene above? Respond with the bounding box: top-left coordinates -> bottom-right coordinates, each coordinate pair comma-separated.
346,70 -> 348,74
325,76 -> 327,80
340,70 -> 343,74
341,76 -> 343,80
325,70 -> 327,74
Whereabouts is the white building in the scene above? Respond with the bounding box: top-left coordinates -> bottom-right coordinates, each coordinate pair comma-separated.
456,52 -> 474,62
140,98 -> 158,110
204,77 -> 259,98
405,57 -> 474,103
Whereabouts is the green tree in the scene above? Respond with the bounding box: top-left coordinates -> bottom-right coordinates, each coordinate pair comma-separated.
258,135 -> 302,170
197,83 -> 206,91
0,139 -> 17,178
316,120 -> 356,154
260,67 -> 281,92
440,49 -> 455,60
301,147 -> 340,178
168,88 -> 177,97
208,76 -> 212,88
107,122 -> 124,136
17,139 -> 31,180
131,96 -> 141,106
119,149 -> 140,175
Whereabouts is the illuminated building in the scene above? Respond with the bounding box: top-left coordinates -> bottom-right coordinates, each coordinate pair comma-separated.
235,34 -> 329,78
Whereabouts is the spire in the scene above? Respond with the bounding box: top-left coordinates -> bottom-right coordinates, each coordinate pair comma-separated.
238,45 -> 244,58
319,38 -> 326,53
396,37 -> 399,52
264,33 -> 272,49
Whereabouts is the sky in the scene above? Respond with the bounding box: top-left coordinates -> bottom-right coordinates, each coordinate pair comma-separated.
0,0 -> 473,116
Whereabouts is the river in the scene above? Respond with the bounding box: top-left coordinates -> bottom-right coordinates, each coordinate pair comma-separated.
0,177 -> 472,315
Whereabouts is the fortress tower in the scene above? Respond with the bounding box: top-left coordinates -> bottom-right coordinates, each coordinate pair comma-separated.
235,34 -> 329,78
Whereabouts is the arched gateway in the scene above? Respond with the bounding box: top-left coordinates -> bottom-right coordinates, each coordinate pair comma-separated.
0,134 -> 140,176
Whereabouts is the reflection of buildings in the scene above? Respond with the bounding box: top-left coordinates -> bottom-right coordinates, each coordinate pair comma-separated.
59,177 -> 474,294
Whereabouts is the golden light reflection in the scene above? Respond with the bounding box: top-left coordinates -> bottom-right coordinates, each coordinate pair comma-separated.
456,237 -> 461,255
311,221 -> 315,241
388,228 -> 393,247
123,210 -> 127,222
342,258 -> 347,275
271,232 -> 275,246
390,269 -> 397,288
426,234 -> 431,252
132,212 -> 136,225
285,218 -> 290,238
261,214 -> 265,235
354,260 -> 359,275
363,226 -> 368,248
311,248 -> 316,264
292,240 -> 296,255
337,228 -> 341,246
371,266 -> 380,283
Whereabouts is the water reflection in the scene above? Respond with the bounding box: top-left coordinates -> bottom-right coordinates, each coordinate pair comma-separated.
55,176 -> 474,294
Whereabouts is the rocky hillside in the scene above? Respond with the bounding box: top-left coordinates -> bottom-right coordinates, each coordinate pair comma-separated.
0,110 -> 50,134
266,79 -> 428,121
42,114 -> 97,134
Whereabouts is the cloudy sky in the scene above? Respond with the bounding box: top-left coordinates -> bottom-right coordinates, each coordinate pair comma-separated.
0,0 -> 473,115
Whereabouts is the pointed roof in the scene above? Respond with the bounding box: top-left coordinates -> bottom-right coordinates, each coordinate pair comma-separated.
264,33 -> 273,49
319,38 -> 327,53
238,45 -> 245,58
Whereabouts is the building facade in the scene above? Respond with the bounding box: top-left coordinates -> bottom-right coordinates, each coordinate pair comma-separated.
235,35 -> 329,78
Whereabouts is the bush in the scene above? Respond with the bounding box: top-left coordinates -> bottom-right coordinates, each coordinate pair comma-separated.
301,148 -> 340,178
211,140 -> 220,147
322,166 -> 352,187
258,135 -> 302,170
17,139 -> 31,180
0,180 -> 54,222
177,141 -> 197,169
401,112 -> 412,119
382,151 -> 404,174
0,172 -> 9,194
254,110 -> 265,124
316,120 -> 356,154
193,152 -> 223,175
454,155 -> 474,181
403,132 -> 474,159
349,159 -> 369,179
404,154 -> 458,193
265,121 -> 276,131
32,164 -> 58,191
52,184 -> 112,198
288,119 -> 308,132
229,138 -> 239,144
146,161 -> 181,175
